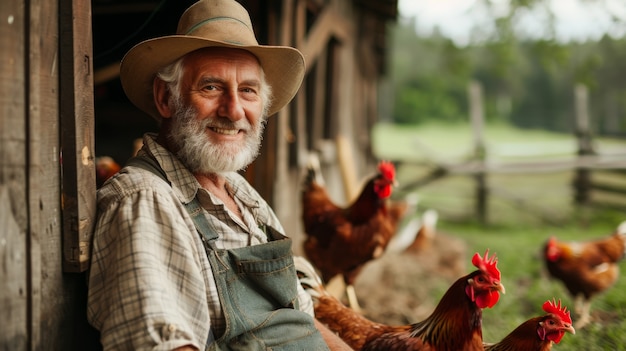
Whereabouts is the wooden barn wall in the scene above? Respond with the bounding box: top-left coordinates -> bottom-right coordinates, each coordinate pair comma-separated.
88,0 -> 394,257
1,0 -> 98,349
0,0 -> 394,348
262,0 -> 387,251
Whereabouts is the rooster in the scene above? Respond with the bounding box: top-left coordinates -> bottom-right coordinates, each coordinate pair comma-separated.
543,221 -> 626,328
484,299 -> 575,351
301,156 -> 400,311
296,250 -> 505,351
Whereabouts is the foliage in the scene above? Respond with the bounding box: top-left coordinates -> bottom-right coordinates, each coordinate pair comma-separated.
386,3 -> 626,137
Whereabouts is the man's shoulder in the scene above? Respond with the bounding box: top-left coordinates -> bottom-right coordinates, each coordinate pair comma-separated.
97,165 -> 174,203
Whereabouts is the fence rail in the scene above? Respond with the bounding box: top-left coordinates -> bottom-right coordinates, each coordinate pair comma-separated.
396,81 -> 626,224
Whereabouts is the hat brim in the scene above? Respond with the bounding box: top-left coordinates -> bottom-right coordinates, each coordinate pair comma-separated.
120,35 -> 305,120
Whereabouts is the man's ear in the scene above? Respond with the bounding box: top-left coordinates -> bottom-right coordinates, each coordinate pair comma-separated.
153,77 -> 173,118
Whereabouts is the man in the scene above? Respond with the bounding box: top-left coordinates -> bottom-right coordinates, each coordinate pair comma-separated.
86,0 -> 353,350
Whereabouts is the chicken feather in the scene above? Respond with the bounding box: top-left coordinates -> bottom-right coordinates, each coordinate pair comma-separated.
296,251 -> 505,351
301,156 -> 402,310
543,220 -> 626,328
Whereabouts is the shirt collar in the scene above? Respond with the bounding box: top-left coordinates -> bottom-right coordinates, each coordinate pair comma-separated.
141,133 -> 199,203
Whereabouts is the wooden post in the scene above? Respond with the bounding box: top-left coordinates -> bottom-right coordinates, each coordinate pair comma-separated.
1,2 -> 28,348
573,84 -> 594,205
468,80 -> 487,224
60,0 -> 96,272
272,0 -> 294,221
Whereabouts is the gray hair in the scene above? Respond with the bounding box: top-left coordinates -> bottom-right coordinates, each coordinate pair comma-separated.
156,53 -> 273,118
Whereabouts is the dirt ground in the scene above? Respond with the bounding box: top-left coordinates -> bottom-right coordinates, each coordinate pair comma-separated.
348,232 -> 470,325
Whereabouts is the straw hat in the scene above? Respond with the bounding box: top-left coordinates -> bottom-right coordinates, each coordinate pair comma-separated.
120,0 -> 305,120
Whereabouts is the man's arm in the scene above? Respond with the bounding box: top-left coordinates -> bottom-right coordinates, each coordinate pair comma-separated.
314,318 -> 354,351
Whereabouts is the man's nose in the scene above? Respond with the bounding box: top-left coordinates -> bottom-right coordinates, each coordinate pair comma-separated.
217,92 -> 245,121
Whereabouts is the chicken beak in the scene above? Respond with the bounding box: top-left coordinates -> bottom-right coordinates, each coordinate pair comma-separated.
563,324 -> 576,335
494,281 -> 505,294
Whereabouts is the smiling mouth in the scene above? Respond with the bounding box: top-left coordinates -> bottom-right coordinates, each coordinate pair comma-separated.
210,127 -> 239,135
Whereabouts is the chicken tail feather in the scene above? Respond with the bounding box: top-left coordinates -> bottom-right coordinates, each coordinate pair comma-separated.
294,256 -> 326,300
304,152 -> 325,187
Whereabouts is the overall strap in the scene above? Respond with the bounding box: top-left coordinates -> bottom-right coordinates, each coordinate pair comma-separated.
126,156 -> 219,244
126,155 -> 170,185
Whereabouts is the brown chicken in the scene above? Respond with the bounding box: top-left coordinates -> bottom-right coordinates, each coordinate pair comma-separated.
543,221 -> 626,328
301,158 -> 400,310
95,156 -> 121,188
296,250 -> 505,351
484,299 -> 575,351
386,208 -> 437,254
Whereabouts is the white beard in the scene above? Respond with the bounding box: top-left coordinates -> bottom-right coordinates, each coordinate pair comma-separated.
167,104 -> 265,175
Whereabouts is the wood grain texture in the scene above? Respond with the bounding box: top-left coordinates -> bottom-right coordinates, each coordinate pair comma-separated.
0,0 -> 28,348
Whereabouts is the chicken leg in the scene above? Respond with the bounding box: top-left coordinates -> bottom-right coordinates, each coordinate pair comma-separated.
574,295 -> 592,329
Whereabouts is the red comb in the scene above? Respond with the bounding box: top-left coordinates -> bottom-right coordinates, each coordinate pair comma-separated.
543,298 -> 572,324
472,249 -> 501,280
377,161 -> 395,181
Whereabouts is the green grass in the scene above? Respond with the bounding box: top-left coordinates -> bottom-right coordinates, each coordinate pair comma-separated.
448,222 -> 626,351
372,122 -> 626,350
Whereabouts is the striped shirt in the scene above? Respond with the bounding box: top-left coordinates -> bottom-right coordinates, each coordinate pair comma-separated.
87,133 -> 313,351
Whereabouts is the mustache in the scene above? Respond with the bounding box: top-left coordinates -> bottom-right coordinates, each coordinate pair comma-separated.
201,116 -> 252,132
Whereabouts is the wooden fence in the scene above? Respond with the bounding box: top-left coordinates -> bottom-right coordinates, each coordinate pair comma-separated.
396,82 -> 626,224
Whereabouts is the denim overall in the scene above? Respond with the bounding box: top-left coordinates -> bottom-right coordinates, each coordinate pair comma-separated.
199,224 -> 329,350
126,156 -> 329,351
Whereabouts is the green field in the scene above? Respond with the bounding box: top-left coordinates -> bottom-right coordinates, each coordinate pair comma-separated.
372,122 -> 626,350
372,122 -> 626,226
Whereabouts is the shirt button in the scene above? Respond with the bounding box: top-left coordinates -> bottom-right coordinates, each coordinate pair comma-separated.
168,324 -> 176,332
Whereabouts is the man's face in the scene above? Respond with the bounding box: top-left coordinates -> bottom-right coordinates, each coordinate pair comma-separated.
167,47 -> 267,174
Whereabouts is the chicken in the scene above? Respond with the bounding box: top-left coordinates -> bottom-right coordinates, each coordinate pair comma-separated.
387,208 -> 438,254
484,298 -> 575,351
296,250 -> 505,351
301,156 -> 400,311
543,221 -> 626,328
95,156 -> 121,188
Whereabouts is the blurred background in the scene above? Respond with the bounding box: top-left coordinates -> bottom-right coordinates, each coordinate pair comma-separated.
356,2 -> 626,349
372,0 -> 626,226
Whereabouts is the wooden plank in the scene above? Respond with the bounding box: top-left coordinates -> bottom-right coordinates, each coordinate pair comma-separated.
298,5 -> 352,74
271,0 -> 294,220
396,155 -> 626,177
468,80 -> 487,223
293,0 -> 307,167
336,135 -> 359,201
0,188 -> 28,349
591,182 -> 626,195
60,0 -> 96,272
311,46 -> 328,144
27,0 -> 45,347
29,0 -> 93,349
574,84 -> 593,205
0,0 -> 28,348
93,62 -> 120,85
